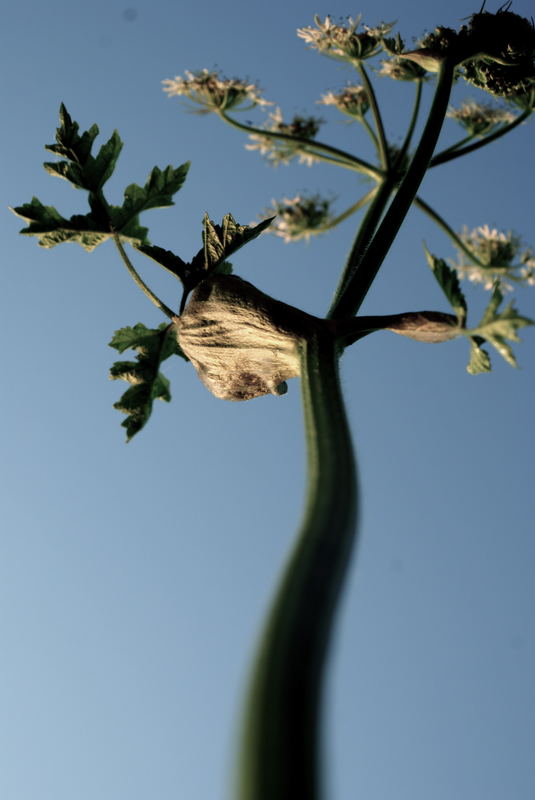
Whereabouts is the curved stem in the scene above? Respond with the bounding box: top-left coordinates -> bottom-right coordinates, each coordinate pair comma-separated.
330,61 -> 456,319
218,109 -> 382,180
414,196 -> 488,268
430,103 -> 532,167
113,234 -> 175,319
236,333 -> 358,800
357,62 -> 389,169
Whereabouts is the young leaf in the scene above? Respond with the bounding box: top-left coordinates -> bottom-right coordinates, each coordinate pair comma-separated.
194,213 -> 274,272
425,246 -> 467,325
109,322 -> 187,441
466,283 -> 533,369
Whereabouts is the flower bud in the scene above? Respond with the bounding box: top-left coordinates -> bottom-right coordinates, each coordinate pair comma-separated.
385,311 -> 460,343
175,275 -> 324,400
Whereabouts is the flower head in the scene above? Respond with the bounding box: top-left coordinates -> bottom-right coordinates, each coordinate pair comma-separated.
378,56 -> 427,81
447,100 -> 516,136
297,15 -> 394,62
245,108 -> 322,166
162,69 -> 270,113
318,85 -> 369,117
263,194 -> 333,242
451,224 -> 534,291
459,9 -> 535,98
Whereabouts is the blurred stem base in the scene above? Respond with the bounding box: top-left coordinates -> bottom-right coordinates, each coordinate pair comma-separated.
235,334 -> 358,800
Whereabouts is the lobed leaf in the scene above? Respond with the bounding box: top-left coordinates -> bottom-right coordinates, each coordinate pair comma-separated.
466,283 -> 533,369
195,212 -> 274,272
122,163 -> 190,216
109,322 -> 187,441
44,104 -> 123,192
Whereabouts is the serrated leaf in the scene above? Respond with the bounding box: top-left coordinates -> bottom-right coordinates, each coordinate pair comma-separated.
196,213 -> 274,272
11,198 -> 111,251
43,105 -> 123,192
467,336 -> 492,374
425,246 -> 467,324
122,163 -> 190,217
109,322 -> 186,440
466,285 -> 533,369
45,104 -> 99,163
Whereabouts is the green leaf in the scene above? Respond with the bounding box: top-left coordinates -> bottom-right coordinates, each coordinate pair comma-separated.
44,104 -> 123,192
109,322 -> 187,441
194,212 -> 274,272
11,198 -> 110,250
467,336 -> 492,374
122,163 -> 190,217
133,243 -> 189,283
466,283 -> 533,369
45,104 -> 99,163
425,246 -> 467,324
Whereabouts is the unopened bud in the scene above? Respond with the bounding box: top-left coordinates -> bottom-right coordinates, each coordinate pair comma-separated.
386,311 -> 460,343
175,275 -> 324,400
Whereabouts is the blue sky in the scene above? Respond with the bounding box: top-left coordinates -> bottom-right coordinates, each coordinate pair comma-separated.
1,2 -> 534,799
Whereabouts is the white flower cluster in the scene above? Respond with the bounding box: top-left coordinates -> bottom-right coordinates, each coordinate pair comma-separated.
162,69 -> 270,112
263,194 -> 333,242
447,101 -> 516,136
297,15 -> 393,61
318,85 -> 369,117
453,224 -> 535,290
245,108 -> 321,166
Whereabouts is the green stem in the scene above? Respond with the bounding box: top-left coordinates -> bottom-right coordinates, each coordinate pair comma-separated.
414,196 -> 488,268
357,62 -> 389,169
236,333 -> 358,800
330,61 -> 456,319
360,114 -> 380,153
112,234 -> 175,319
320,187 -> 378,232
218,110 -> 382,180
327,177 -> 395,318
395,79 -> 423,169
430,103 -> 532,167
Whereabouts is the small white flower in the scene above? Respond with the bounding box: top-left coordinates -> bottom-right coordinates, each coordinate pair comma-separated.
450,224 -> 534,291
162,69 -> 270,112
447,100 -> 516,136
318,85 -> 369,117
263,194 -> 333,242
245,108 -> 322,167
297,15 -> 393,61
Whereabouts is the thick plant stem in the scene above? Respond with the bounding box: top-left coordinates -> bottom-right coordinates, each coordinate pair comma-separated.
236,334 -> 358,800
329,61 -> 455,319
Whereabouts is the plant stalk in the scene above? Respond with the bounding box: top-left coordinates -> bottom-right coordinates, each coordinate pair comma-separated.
236,333 -> 358,800
329,60 -> 456,319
